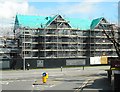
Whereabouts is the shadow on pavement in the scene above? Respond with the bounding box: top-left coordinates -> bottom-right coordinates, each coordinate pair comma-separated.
83,77 -> 113,92
85,73 -> 107,77
54,79 -> 85,82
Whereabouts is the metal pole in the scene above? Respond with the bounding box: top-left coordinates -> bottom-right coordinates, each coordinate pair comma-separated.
61,66 -> 63,72
83,66 -> 84,70
23,28 -> 25,70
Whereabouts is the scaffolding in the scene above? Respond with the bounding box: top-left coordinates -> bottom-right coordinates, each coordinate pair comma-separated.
14,14 -> 119,66
18,26 -> 85,59
89,19 -> 118,57
0,36 -> 17,58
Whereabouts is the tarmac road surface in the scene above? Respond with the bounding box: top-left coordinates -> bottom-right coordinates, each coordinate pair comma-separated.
0,66 -> 112,92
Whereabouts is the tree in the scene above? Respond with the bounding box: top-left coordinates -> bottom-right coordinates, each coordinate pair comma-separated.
99,24 -> 120,59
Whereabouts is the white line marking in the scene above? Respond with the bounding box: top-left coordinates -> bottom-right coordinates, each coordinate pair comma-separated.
74,80 -> 89,92
0,81 -> 9,85
50,84 -> 55,88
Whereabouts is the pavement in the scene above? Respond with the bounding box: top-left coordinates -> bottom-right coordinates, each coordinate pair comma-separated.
0,66 -> 113,92
82,75 -> 113,92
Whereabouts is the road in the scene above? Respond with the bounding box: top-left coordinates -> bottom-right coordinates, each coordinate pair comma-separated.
0,66 -> 112,92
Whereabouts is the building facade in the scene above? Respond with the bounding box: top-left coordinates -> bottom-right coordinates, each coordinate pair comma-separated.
13,14 -> 118,68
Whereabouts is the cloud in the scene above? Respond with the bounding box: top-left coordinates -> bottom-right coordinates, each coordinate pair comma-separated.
0,0 -> 28,27
61,3 -> 95,15
63,0 -> 111,15
0,0 -> 118,25
31,2 -> 97,18
0,0 -> 39,28
53,0 -> 118,19
35,0 -> 106,18
49,2 -> 98,18
0,1 -> 29,19
0,0 -> 31,35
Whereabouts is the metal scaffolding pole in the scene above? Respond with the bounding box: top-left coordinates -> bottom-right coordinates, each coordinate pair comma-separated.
44,29 -> 46,57
23,28 -> 26,70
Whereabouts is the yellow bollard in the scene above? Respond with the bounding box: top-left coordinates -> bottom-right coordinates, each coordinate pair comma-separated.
46,73 -> 48,79
42,76 -> 47,83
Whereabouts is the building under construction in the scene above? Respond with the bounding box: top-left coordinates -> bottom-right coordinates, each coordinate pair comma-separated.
0,30 -> 18,69
12,14 -> 118,68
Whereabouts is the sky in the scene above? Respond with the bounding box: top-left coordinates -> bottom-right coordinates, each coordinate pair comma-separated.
0,0 -> 119,27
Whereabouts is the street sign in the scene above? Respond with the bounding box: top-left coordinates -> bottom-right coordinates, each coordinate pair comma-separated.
37,60 -> 44,67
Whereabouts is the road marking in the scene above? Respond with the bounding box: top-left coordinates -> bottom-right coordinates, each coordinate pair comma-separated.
0,81 -> 9,85
83,88 -> 103,90
49,84 -> 55,88
14,79 -> 33,82
74,79 -> 91,92
21,80 -> 28,82
1,79 -> 33,85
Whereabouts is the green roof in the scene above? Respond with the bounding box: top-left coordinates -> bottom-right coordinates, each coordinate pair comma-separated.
16,14 -> 54,28
90,17 -> 104,30
66,17 -> 92,30
15,14 -> 105,30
